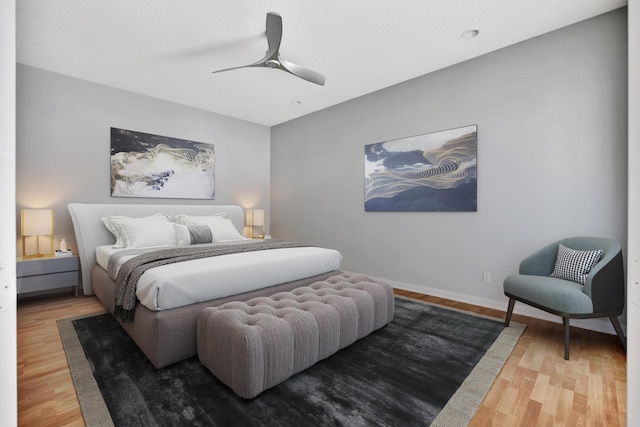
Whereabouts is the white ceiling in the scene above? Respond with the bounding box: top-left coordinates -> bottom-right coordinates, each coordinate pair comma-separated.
17,0 -> 627,127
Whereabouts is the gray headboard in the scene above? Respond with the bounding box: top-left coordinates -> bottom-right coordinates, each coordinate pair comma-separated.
68,203 -> 245,295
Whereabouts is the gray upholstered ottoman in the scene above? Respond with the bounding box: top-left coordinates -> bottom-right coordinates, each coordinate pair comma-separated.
196,272 -> 395,399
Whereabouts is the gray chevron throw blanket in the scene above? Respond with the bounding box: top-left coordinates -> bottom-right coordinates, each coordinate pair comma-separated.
114,240 -> 310,322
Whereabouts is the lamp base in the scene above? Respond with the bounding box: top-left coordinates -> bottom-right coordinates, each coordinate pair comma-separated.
22,235 -> 54,258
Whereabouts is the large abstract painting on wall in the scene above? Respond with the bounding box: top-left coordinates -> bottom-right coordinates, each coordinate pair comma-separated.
364,125 -> 477,211
110,128 -> 215,199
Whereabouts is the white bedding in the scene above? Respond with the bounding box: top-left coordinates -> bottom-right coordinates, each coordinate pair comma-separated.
96,244 -> 342,311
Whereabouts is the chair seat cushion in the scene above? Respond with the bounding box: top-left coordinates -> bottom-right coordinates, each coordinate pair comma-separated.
504,274 -> 593,314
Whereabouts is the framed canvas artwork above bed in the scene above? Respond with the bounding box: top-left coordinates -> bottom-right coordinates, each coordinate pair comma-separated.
110,127 -> 215,199
364,124 -> 477,212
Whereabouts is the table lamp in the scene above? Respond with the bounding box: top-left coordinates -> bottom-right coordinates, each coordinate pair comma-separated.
245,208 -> 265,239
21,209 -> 54,257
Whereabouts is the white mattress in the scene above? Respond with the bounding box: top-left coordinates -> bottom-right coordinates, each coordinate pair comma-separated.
96,244 -> 342,311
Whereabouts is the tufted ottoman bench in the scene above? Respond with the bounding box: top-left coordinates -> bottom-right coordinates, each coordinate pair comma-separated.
196,272 -> 395,399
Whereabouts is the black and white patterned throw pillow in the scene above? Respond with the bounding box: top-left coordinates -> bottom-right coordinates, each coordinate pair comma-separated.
550,244 -> 602,285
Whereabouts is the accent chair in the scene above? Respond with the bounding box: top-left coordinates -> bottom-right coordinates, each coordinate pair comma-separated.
503,236 -> 626,360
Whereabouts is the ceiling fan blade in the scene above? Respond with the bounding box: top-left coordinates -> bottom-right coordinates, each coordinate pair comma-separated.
211,62 -> 265,75
265,12 -> 282,59
279,57 -> 326,86
212,12 -> 280,75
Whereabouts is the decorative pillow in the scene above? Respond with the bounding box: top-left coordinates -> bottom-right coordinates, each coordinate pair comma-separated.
550,244 -> 603,285
187,225 -> 214,244
175,214 -> 245,242
102,214 -> 170,248
113,219 -> 178,248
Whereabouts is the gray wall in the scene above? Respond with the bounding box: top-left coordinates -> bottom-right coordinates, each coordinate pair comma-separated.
271,10 -> 628,332
16,65 -> 271,254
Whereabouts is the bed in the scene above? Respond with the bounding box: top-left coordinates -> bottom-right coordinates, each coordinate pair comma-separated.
68,203 -> 342,368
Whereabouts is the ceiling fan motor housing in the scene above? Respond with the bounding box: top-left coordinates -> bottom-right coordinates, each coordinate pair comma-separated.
266,59 -> 280,68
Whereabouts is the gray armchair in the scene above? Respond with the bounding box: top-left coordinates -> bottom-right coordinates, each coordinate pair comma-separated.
503,236 -> 626,360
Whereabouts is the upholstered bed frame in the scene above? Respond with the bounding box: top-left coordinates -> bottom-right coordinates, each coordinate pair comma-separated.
68,203 -> 339,368
68,203 -> 247,296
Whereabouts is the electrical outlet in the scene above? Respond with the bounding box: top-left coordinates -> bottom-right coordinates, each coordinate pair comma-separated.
482,272 -> 491,283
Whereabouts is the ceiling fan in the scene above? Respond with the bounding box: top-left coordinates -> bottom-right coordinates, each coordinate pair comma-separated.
211,12 -> 325,86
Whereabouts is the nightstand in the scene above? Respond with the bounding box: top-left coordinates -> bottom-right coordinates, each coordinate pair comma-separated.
16,255 -> 79,297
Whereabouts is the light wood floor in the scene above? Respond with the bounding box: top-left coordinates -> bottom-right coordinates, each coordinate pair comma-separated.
17,290 -> 626,426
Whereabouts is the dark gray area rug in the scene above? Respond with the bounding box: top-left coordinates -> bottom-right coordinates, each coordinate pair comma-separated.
58,297 -> 525,427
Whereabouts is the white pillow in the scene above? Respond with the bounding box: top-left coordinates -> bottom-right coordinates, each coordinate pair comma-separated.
174,213 -> 227,226
210,218 -> 247,242
114,219 -> 178,248
102,214 -> 170,248
173,223 -> 191,246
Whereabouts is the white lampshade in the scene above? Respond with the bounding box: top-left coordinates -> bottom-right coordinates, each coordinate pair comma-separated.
21,209 -> 54,257
245,209 -> 265,227
245,208 -> 265,238
21,209 -> 53,236
251,209 -> 265,227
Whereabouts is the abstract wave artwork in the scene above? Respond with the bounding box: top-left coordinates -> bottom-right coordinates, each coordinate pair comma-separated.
110,128 -> 215,199
364,125 -> 477,211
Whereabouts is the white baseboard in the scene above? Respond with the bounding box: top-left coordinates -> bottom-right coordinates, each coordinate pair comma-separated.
347,271 -> 627,337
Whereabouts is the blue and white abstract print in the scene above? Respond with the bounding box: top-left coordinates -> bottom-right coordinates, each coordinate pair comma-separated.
364,125 -> 477,211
